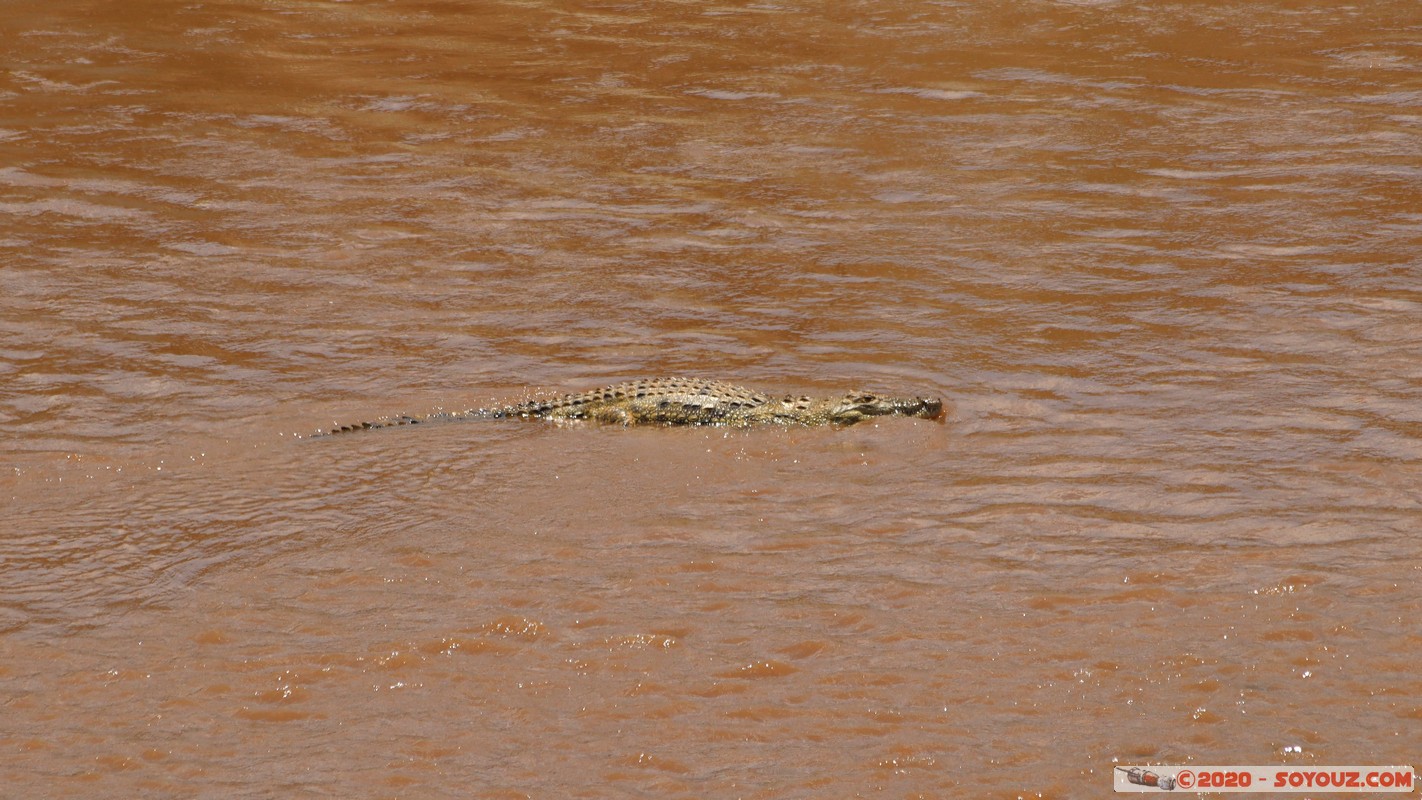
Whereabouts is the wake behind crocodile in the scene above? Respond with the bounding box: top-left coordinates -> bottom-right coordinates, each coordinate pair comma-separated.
316,378 -> 944,436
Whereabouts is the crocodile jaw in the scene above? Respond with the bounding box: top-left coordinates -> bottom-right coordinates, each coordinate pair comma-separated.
828,394 -> 945,425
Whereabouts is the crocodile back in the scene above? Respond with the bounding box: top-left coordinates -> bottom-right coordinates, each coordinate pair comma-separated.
504,378 -> 773,424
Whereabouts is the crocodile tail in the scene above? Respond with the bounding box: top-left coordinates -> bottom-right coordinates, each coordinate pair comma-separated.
314,408 -> 505,437
315,414 -> 423,436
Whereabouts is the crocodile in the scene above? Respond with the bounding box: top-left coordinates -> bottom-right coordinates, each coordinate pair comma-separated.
316,377 -> 944,436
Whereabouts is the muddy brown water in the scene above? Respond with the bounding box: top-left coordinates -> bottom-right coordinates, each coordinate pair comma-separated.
3,0 -> 1420,796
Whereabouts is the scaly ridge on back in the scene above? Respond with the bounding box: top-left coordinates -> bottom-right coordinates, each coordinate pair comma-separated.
315,378 -> 943,436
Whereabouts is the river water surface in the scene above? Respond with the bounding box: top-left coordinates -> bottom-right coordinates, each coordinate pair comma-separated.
2,1 -> 1420,797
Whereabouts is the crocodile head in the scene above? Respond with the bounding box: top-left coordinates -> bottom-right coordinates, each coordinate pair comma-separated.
828,393 -> 945,425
